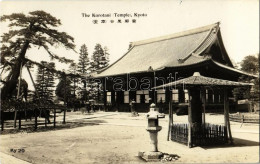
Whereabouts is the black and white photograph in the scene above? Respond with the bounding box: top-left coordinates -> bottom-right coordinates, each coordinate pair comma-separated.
0,0 -> 259,163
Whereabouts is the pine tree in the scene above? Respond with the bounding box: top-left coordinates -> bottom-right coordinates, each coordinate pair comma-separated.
55,74 -> 72,104
89,44 -> 110,102
35,61 -> 56,102
1,10 -> 75,100
77,44 -> 90,102
78,44 -> 90,74
90,44 -> 103,71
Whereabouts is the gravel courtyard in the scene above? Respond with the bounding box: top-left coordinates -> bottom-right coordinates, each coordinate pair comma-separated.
0,111 -> 259,164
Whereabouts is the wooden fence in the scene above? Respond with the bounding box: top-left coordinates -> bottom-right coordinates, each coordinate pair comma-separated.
171,123 -> 228,146
0,101 -> 66,131
171,124 -> 188,144
229,113 -> 259,124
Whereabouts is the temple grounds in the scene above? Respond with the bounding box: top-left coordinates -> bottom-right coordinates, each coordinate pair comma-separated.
0,111 -> 259,164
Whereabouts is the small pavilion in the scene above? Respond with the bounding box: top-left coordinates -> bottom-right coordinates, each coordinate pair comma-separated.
153,72 -> 253,147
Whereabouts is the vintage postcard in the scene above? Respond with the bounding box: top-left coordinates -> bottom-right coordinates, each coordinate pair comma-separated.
0,0 -> 259,163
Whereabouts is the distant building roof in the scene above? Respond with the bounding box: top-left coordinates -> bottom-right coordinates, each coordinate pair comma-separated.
92,22 -> 244,78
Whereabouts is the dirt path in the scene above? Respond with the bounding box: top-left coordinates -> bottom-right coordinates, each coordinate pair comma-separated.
0,112 -> 259,163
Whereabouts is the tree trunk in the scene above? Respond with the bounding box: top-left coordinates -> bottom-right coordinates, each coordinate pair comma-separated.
1,41 -> 30,100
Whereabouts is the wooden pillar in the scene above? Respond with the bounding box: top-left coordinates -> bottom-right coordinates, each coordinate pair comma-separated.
188,89 -> 192,148
111,91 -> 115,106
224,88 -> 233,144
102,80 -> 107,111
178,88 -> 185,103
190,88 -> 202,124
149,90 -> 154,104
103,91 -> 107,111
165,89 -> 171,104
201,88 -> 206,125
129,91 -> 136,102
213,90 -> 219,104
153,90 -> 157,104
167,91 -> 173,141
208,89 -> 213,103
115,91 -> 119,111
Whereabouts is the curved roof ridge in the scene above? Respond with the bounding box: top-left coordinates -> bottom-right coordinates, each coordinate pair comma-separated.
132,22 -> 220,47
177,26 -> 216,63
211,60 -> 258,78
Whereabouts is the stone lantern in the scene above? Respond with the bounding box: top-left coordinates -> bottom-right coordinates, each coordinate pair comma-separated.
139,103 -> 165,161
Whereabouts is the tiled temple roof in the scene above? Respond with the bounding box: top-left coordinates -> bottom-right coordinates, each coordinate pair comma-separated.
92,23 -> 240,78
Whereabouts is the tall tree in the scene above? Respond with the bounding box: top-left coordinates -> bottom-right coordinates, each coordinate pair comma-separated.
233,54 -> 259,105
77,44 -> 90,101
1,10 -> 75,100
77,44 -> 90,74
89,44 -> 110,102
90,44 -> 102,71
55,74 -> 72,104
35,61 -> 56,102
240,54 -> 259,74
90,43 -> 109,72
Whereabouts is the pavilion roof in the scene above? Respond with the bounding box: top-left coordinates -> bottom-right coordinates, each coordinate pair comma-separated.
153,72 -> 253,89
93,22 -> 226,78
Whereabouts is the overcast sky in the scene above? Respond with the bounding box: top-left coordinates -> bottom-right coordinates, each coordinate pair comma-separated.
1,0 -> 259,90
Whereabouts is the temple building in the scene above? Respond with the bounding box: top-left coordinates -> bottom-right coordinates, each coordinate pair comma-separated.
91,22 -> 255,113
